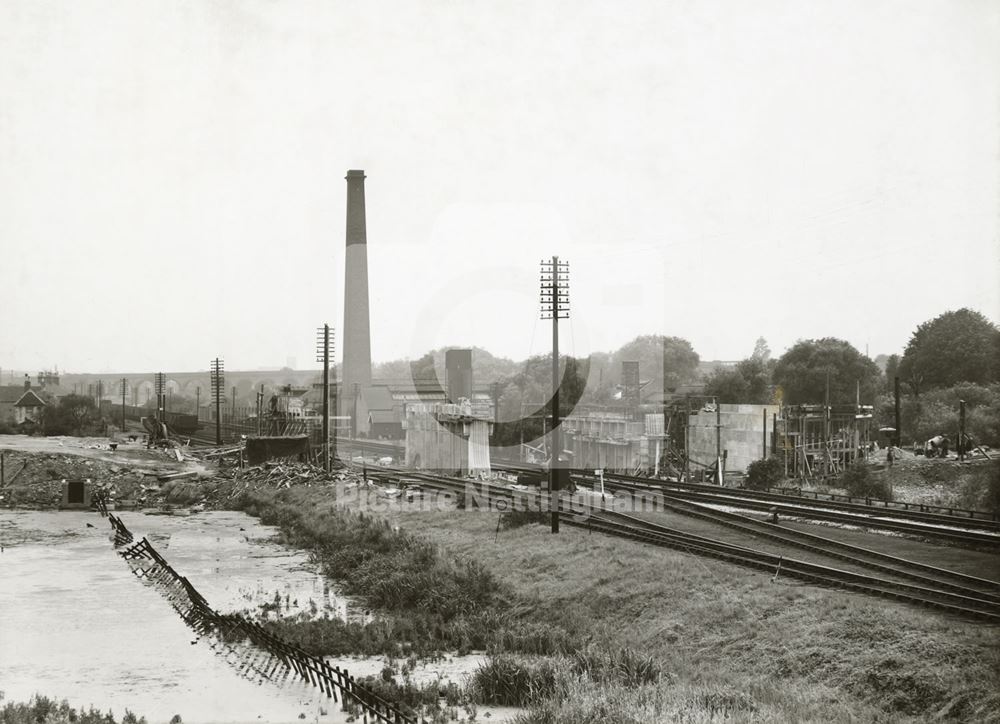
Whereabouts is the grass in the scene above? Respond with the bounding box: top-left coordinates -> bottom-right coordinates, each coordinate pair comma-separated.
0,695 -> 146,724
233,488 -> 575,658
227,485 -> 1000,722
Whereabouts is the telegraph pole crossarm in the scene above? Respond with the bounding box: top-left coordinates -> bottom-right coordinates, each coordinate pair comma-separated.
316,325 -> 334,474
540,256 -> 570,534
210,358 -> 225,446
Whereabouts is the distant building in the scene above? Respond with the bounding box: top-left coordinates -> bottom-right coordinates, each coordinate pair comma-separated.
405,399 -> 493,477
562,412 -> 666,472
0,377 -> 47,425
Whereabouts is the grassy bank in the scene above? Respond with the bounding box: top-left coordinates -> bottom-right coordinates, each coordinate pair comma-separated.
231,486 -> 1000,722
234,488 -> 576,658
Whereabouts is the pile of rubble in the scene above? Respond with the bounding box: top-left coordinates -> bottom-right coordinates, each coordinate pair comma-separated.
0,451 -> 148,508
213,461 -> 362,500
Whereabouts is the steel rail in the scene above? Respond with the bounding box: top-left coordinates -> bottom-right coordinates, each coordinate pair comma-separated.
580,473 -> 1000,549
644,493 -> 1000,600
366,466 -> 1000,622
598,470 -> 1000,532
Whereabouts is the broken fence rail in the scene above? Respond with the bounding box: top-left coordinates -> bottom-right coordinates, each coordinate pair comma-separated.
102,509 -> 424,724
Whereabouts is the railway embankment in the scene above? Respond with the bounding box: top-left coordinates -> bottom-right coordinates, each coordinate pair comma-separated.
4,430 -> 999,722
234,484 -> 1000,722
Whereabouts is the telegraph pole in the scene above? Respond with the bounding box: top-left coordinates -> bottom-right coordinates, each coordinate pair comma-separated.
316,325 -> 334,473
210,358 -> 224,446
120,378 -> 127,433
959,399 -> 966,462
196,386 -> 201,421
823,372 -> 831,476
154,373 -> 165,423
893,376 -> 901,449
540,256 -> 569,534
715,397 -> 722,485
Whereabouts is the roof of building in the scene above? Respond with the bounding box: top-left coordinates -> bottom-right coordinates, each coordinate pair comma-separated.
0,386 -> 28,404
362,386 -> 396,412
368,410 -> 401,425
15,390 -> 47,407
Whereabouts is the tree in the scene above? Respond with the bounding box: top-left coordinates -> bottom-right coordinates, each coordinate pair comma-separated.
491,354 -> 590,447
42,394 -> 98,436
752,337 -> 771,363
611,335 -> 699,392
772,338 -> 881,405
704,356 -> 771,404
898,308 -> 1000,395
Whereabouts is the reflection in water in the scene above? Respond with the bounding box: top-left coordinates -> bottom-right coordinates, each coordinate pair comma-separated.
0,510 -> 349,724
0,509 -> 519,724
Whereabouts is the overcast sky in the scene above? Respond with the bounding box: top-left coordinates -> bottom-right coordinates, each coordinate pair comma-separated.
2,0 -> 997,375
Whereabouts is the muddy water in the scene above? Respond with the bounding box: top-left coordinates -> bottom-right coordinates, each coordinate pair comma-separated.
0,510 -> 519,724
0,510 -> 355,723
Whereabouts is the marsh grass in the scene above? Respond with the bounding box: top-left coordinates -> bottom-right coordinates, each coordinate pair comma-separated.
229,486 -> 1000,723
235,489 -> 578,658
0,695 -> 146,724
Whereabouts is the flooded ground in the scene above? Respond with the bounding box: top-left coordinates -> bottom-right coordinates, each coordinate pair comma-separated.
0,510 -> 516,723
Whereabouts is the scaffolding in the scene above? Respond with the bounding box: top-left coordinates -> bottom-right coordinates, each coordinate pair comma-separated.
775,404 -> 874,481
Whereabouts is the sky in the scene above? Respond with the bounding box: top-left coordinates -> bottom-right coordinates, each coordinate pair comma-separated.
1,0 -> 998,374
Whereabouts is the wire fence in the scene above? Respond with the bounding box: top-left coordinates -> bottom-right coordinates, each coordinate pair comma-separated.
99,501 -> 424,724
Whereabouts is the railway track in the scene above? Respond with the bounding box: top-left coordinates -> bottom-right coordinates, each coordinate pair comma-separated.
361,466 -> 1000,622
600,471 -> 1000,532
577,472 -> 1000,550
495,463 -> 999,528
622,494 -> 1000,602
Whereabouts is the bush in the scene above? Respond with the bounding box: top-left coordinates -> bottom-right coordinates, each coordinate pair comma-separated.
881,383 -> 1000,447
501,509 -> 549,529
571,645 -> 662,686
0,695 -> 146,724
470,655 -> 559,706
955,460 -> 1000,513
839,462 -> 892,501
744,458 -> 784,491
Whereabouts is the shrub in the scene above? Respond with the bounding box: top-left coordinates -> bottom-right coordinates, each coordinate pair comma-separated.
470,655 -> 559,706
955,460 -> 1000,513
839,462 -> 891,501
501,509 -> 549,529
0,695 -> 146,724
571,645 -> 662,686
744,458 -> 784,491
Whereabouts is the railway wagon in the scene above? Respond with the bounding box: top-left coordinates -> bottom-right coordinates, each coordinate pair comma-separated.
113,404 -> 201,435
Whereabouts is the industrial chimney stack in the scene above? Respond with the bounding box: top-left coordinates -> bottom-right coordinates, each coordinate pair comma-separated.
341,170 -> 373,428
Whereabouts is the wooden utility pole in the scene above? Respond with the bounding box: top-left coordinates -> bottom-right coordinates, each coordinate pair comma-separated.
959,399 -> 966,462
715,397 -> 722,485
762,407 -> 767,461
120,378 -> 127,433
316,324 -> 333,473
210,358 -> 224,446
893,376 -> 901,448
684,395 -> 691,482
154,373 -> 165,423
540,256 -> 569,533
823,372 -> 831,476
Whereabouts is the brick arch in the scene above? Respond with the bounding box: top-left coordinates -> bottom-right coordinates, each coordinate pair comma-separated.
134,380 -> 155,405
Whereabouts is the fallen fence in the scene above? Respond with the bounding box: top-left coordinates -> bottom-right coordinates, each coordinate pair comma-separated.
101,505 -> 424,724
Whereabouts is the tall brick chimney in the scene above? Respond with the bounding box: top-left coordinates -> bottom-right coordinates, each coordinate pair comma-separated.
340,170 -> 372,430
